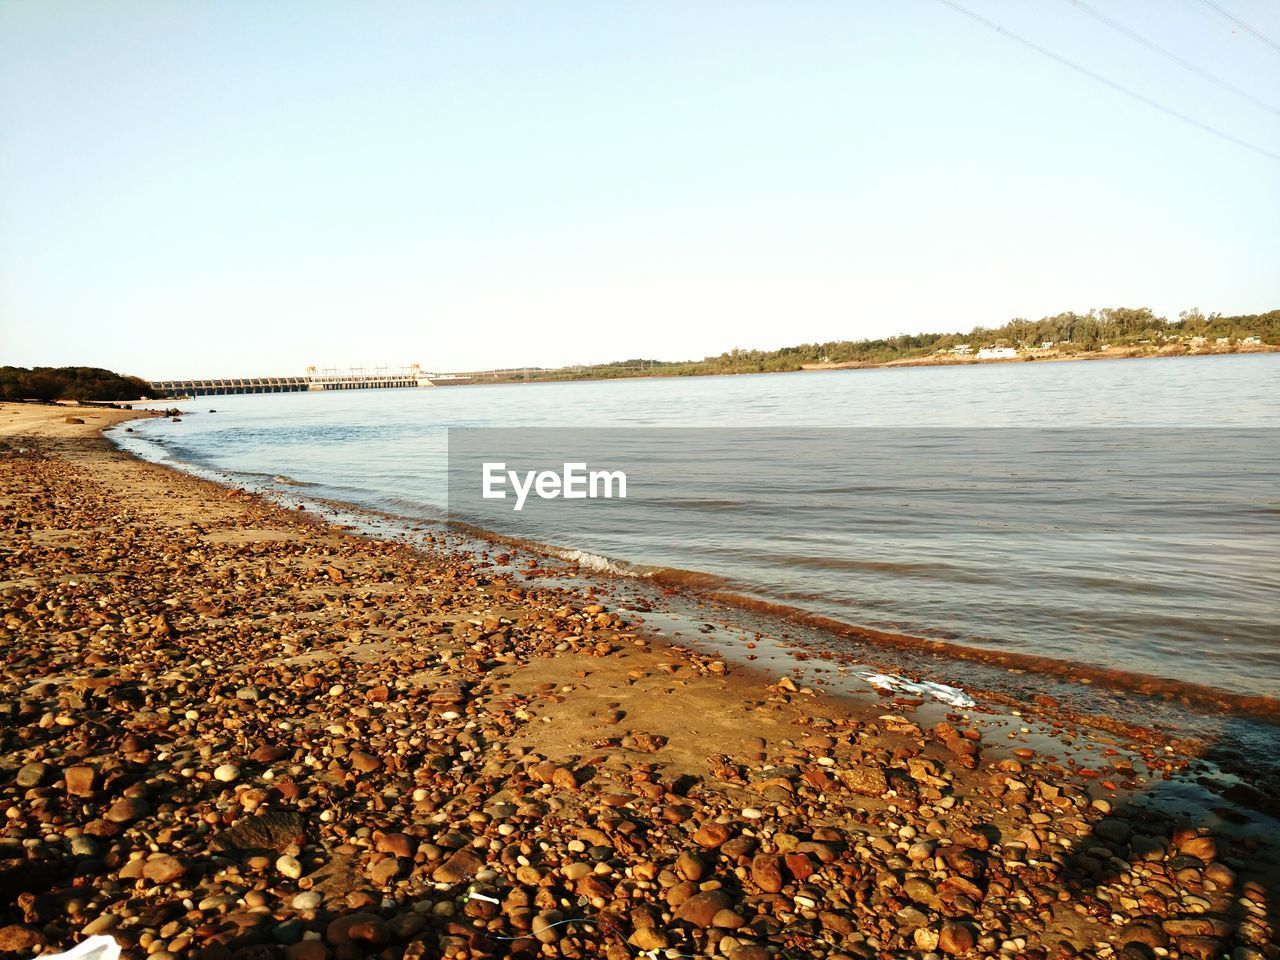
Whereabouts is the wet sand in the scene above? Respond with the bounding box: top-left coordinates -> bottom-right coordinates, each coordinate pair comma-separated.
0,402 -> 1275,960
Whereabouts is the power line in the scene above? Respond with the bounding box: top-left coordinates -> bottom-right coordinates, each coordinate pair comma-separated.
1067,0 -> 1280,116
1191,0 -> 1280,55
931,0 -> 1280,162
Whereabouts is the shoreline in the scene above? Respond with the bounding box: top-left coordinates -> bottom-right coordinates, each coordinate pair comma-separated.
1,402 -> 1276,960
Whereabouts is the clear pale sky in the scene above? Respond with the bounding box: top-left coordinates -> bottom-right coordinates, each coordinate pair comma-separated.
2,0 -> 1278,379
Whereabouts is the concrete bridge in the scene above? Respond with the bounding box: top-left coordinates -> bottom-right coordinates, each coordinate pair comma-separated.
151,366 -> 472,398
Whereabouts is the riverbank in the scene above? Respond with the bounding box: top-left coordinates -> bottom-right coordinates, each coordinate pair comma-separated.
1,403 -> 1275,960
455,342 -> 1280,387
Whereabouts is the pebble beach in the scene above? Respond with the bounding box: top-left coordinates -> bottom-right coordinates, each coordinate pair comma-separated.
1,403 -> 1275,960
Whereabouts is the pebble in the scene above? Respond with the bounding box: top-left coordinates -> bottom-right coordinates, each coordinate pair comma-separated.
1,419 -> 1273,960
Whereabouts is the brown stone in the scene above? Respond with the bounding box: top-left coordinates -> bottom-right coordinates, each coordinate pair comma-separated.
64,764 -> 97,797
105,796 -> 150,823
325,913 -> 388,946
692,823 -> 731,848
143,855 -> 187,884
1178,836 -> 1217,861
784,851 -> 814,881
0,925 -> 44,954
375,832 -> 416,858
842,763 -> 888,796
431,847 -> 483,883
250,744 -> 292,764
285,942 -> 329,960
750,853 -> 785,893
674,890 -> 733,928
939,921 -> 976,955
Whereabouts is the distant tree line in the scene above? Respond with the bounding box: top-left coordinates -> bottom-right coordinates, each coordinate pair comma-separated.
478,306 -> 1279,382
0,366 -> 162,402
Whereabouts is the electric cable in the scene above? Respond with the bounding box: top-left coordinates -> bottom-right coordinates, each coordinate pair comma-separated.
932,0 -> 1280,162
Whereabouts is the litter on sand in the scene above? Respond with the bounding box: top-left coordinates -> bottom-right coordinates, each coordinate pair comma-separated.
857,671 -> 976,708
35,937 -> 120,960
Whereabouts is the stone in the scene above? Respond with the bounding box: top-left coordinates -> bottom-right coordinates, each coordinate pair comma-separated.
349,750 -> 382,772
213,811 -> 307,852
750,853 -> 785,893
292,892 -> 324,911
370,858 -> 402,885
432,847 -> 483,883
105,796 -> 151,822
376,832 -> 416,858
842,763 -> 888,796
285,942 -> 329,960
1094,819 -> 1132,844
674,890 -> 733,928
692,822 -> 731,848
143,855 -> 187,884
64,764 -> 98,797
214,763 -> 241,783
15,762 -> 51,788
251,744 -> 292,764
0,925 -> 44,953
277,855 -> 303,879
939,921 -> 976,955
629,928 -> 669,951
325,913 -> 388,947
676,851 -> 704,881
1178,836 -> 1218,861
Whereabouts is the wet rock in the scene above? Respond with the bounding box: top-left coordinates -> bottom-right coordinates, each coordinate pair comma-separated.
1178,835 -> 1218,861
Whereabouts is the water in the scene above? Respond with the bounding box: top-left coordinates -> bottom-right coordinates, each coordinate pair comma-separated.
112,355 -> 1280,710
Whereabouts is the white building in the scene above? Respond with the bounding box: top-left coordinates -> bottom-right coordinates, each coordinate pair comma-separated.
976,346 -> 1018,360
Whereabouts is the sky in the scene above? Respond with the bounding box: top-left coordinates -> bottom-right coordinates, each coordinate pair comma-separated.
2,0 -> 1279,379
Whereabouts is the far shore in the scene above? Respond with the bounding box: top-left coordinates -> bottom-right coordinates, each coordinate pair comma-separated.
1,402 -> 1275,960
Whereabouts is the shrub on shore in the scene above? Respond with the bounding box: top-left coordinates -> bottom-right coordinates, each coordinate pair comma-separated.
0,365 -> 162,402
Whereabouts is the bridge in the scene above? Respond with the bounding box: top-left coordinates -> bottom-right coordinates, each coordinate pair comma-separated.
151,365 -> 473,398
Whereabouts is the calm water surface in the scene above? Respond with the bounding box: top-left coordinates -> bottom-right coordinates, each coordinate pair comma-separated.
113,355 -> 1280,703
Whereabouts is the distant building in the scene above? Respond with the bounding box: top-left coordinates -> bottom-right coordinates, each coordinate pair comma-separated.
952,344 -> 973,355
1216,337 -> 1231,345
976,346 -> 1017,360
1243,336 -> 1261,345
1041,341 -> 1055,349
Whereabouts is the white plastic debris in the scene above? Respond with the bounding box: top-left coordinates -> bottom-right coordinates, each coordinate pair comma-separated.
35,937 -> 120,960
857,671 -> 976,708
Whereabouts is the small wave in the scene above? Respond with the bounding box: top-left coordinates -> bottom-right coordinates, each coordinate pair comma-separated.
550,548 -> 647,576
